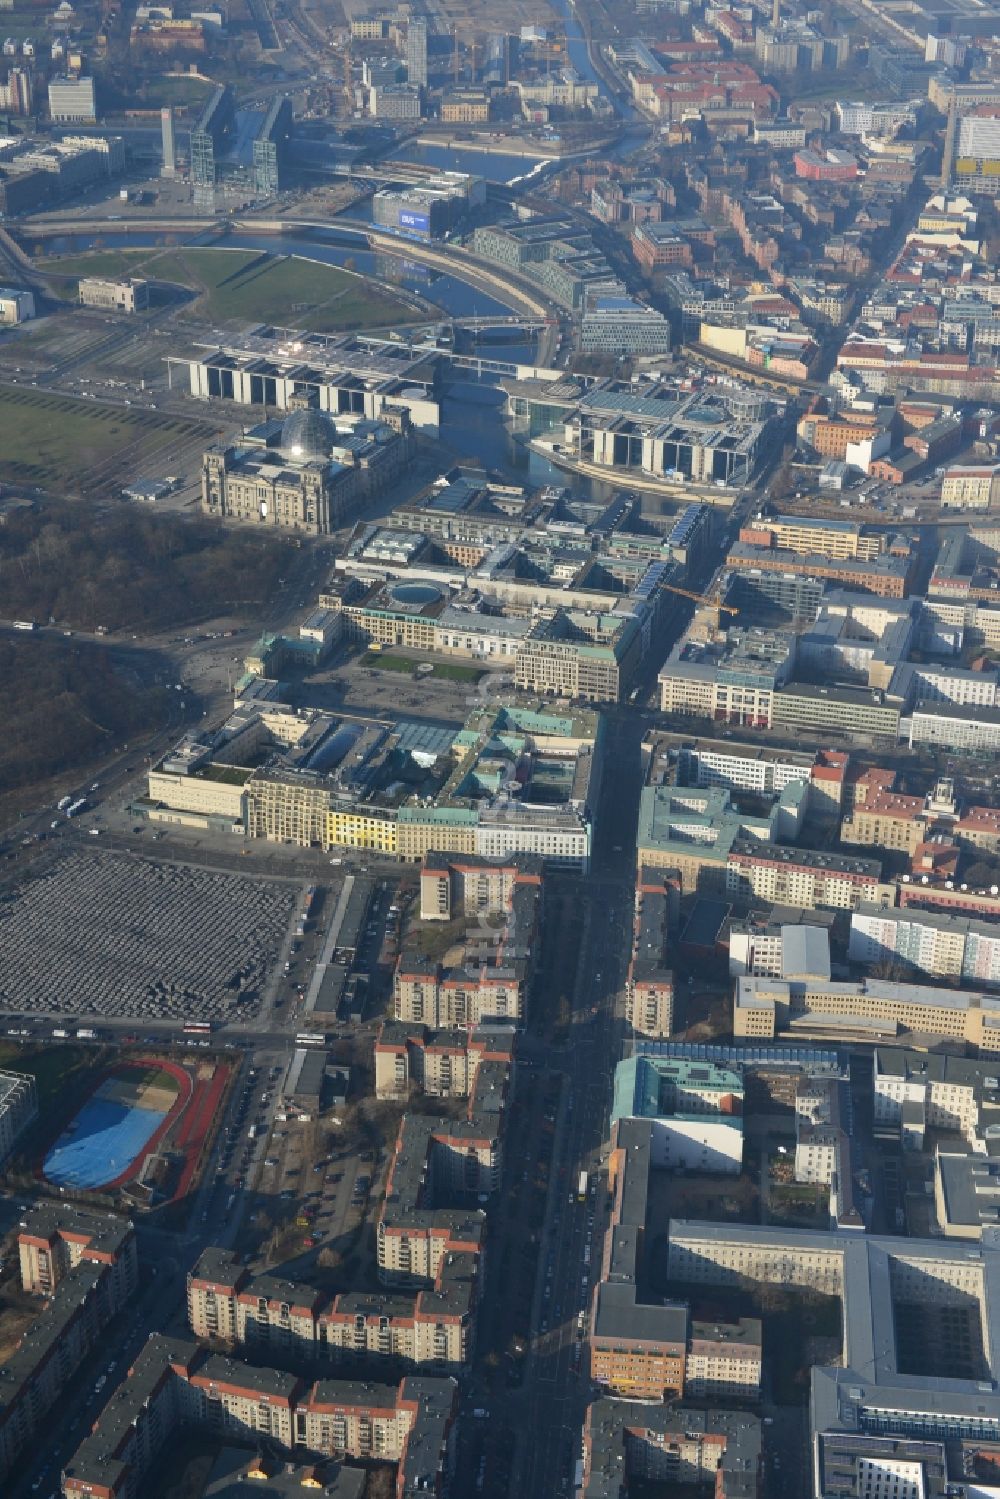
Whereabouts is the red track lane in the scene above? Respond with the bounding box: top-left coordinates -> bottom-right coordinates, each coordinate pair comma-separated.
100,1058 -> 193,1191
174,1063 -> 229,1201
38,1057 -> 193,1192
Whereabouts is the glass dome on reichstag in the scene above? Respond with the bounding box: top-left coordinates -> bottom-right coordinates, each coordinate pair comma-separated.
282,408 -> 337,461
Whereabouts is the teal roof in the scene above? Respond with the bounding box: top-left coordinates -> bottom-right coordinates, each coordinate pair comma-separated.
397,805 -> 477,825
612,1055 -> 744,1127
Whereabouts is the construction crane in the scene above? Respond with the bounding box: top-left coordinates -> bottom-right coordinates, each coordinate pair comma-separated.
664,583 -> 739,628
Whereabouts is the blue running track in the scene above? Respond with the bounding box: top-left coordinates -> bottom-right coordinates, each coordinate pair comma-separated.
44,1096 -> 168,1190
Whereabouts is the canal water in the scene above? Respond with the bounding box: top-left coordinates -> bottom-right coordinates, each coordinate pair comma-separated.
384,139 -> 546,184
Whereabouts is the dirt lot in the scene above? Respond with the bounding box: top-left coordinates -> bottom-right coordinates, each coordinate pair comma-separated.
0,1297 -> 36,1364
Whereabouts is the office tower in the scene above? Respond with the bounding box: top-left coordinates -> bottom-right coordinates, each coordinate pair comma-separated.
160,106 -> 176,176
190,84 -> 234,213
406,18 -> 427,88
252,95 -> 292,197
47,75 -> 96,122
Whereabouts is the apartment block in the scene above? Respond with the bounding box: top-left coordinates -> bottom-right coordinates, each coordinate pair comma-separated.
373,1021 -> 515,1102
612,1055 -> 744,1175
849,903 -> 1000,989
0,1070 -> 37,1163
393,937 -> 534,1029
585,1400 -> 760,1498
729,921 -> 831,980
741,514 -> 885,563
685,1318 -> 762,1399
62,1333 -> 457,1499
873,1048 -> 984,1148
418,850 -> 542,923
18,1202 -> 138,1304
726,842 -> 890,912
378,1113 -> 494,1287
941,465 -> 1000,511
1,1207 -> 138,1482
186,1248 -> 478,1373
626,867 -> 678,1038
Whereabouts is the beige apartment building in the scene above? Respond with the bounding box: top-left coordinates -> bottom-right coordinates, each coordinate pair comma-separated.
79,276 -> 149,312
418,850 -> 542,921
320,1287 -> 472,1366
62,1333 -> 457,1499
734,973 -> 1000,1050
236,1276 -> 325,1355
377,1115 -> 493,1288
187,1249 -> 243,1343
685,1318 -> 762,1399
627,980 -> 675,1038
246,773 -> 331,847
941,466 -> 1000,510
394,961 -> 526,1027
374,1021 -> 515,1101
740,514 -> 884,560
18,1203 -> 138,1307
147,767 -> 248,823
726,843 -> 892,911
377,1209 -> 484,1287
187,1249 -> 473,1370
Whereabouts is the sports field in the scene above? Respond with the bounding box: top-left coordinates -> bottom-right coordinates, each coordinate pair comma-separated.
43,1065 -> 179,1191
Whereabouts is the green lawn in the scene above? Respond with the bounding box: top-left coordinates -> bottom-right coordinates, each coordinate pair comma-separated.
360,651 -> 482,683
428,660 -> 483,683
125,1064 -> 180,1098
194,764 -> 253,785
0,386 -> 211,493
39,245 -> 410,331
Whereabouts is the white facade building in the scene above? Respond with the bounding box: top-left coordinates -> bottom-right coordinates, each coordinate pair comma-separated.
0,287 -> 35,324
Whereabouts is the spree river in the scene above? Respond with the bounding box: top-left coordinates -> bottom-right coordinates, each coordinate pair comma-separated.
32,223 -> 617,492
